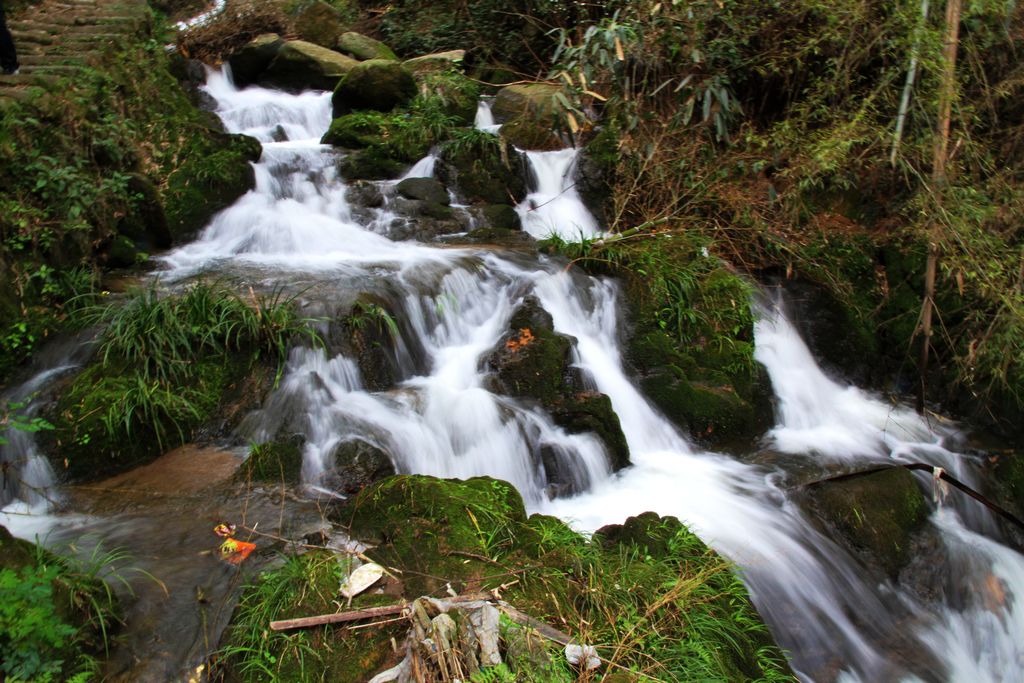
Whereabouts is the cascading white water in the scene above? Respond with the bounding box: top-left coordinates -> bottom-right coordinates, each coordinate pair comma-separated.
474,99 -> 501,134
400,153 -> 437,179
516,149 -> 602,240
11,70 -> 1015,682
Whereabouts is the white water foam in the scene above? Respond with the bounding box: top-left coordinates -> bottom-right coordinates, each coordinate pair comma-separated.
517,149 -> 601,241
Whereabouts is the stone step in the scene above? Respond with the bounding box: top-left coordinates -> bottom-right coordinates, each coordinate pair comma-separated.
18,54 -> 88,65
9,30 -> 56,45
21,64 -> 85,75
0,73 -> 62,87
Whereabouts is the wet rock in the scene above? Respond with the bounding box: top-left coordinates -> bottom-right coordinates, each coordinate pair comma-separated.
548,392 -> 630,472
801,467 -> 929,578
480,203 -> 522,231
437,135 -> 526,206
449,227 -> 535,247
227,33 -> 283,87
337,31 -> 397,61
338,148 -> 406,181
500,116 -> 563,151
489,297 -> 579,404
396,177 -> 449,205
346,180 -> 384,208
325,438 -> 396,494
332,60 -> 417,116
293,1 -> 350,50
574,128 -> 617,225
261,40 -> 358,93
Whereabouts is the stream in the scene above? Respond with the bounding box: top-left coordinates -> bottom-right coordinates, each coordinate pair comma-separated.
2,69 -> 1022,682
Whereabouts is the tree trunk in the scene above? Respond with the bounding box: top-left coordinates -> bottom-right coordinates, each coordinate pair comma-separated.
917,0 -> 962,414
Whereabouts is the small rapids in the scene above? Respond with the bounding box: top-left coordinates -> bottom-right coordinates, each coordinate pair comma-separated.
3,69 -> 1022,682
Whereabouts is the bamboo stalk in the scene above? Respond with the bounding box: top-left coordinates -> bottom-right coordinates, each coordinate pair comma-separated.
891,0 -> 930,166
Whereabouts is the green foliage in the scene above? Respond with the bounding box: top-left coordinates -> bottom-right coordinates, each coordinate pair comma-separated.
0,564 -> 77,681
51,282 -> 319,478
0,401 -> 54,447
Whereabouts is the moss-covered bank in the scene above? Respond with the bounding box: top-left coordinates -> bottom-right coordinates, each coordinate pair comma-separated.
220,474 -> 794,681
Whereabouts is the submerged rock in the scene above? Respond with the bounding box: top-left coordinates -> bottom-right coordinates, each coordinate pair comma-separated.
325,438 -> 396,494
261,40 -> 358,93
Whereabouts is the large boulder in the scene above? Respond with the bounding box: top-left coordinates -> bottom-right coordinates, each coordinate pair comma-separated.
499,116 -> 563,151
332,59 -> 417,116
491,83 -> 566,124
261,40 -> 358,93
337,31 -> 398,61
227,33 -> 283,87
293,1 -> 350,49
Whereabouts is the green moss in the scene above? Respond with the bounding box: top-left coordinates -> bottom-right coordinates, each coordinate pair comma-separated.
804,467 -> 929,578
332,59 -> 417,115
412,68 -> 480,124
437,132 -> 526,205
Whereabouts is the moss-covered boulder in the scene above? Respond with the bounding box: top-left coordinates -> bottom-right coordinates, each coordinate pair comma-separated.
117,173 -> 171,250
261,40 -> 358,93
396,177 -> 449,205
403,50 -> 466,73
337,31 -> 398,61
437,133 -> 526,205
293,1 -> 351,50
500,116 -> 563,151
331,59 -> 417,116
227,33 -> 284,88
491,83 -> 565,124
802,467 -> 929,578
341,475 -> 527,597
337,149 -> 407,181
487,297 -> 630,473
480,203 -> 522,231
413,68 -> 479,124
163,132 -> 261,241
594,511 -> 686,558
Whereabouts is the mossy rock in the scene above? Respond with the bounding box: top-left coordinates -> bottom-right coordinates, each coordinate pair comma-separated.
575,125 -> 619,224
451,226 -> 535,247
293,1 -> 351,50
488,297 -> 579,404
238,435 -> 305,484
500,116 -> 563,151
338,148 -> 407,181
480,203 -> 521,231
332,59 -> 418,116
548,391 -> 630,472
413,68 -> 479,124
340,475 -> 527,596
227,33 -> 283,87
437,134 -> 526,205
403,50 -> 466,73
337,31 -> 398,61
593,511 -> 686,558
163,132 -> 260,241
261,40 -> 358,92
396,177 -> 449,205
991,451 -> 1024,521
640,370 -> 761,448
803,467 -> 929,578
491,83 -> 565,124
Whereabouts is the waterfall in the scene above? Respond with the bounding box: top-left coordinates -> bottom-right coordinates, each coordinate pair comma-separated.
12,70 -> 1014,682
400,153 -> 437,179
474,99 -> 501,134
517,149 -> 601,240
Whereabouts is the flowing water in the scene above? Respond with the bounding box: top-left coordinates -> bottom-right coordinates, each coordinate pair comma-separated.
4,69 -> 1022,681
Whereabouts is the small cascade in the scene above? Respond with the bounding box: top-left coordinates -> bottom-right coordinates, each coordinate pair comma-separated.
474,99 -> 501,134
517,149 -> 601,240
400,153 -> 437,179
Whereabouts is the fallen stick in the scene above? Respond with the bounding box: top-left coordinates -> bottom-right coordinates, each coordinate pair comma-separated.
270,593 -> 493,632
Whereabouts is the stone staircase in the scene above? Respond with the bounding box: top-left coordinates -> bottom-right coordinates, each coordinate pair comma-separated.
0,0 -> 151,106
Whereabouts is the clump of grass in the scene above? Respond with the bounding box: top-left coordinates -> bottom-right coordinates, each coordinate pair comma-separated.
52,282 -> 320,476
